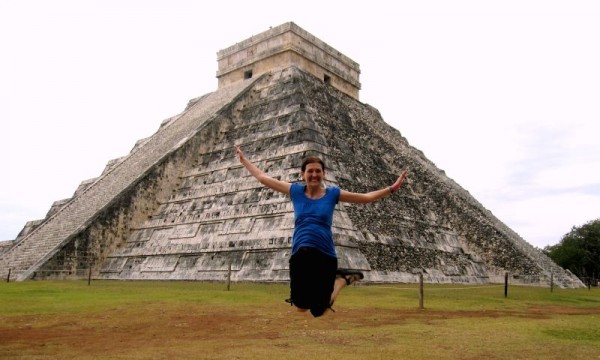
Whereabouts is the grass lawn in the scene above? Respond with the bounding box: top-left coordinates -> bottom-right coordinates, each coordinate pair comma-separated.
0,281 -> 598,359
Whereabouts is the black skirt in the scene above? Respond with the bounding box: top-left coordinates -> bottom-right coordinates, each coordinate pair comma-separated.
289,246 -> 338,317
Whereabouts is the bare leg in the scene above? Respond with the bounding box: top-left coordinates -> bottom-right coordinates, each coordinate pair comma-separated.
330,277 -> 347,305
330,273 -> 363,307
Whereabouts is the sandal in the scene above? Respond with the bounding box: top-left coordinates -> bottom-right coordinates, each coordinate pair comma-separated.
336,269 -> 364,285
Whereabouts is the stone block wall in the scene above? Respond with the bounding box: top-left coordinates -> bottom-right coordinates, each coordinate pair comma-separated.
217,22 -> 360,99
97,67 -> 370,281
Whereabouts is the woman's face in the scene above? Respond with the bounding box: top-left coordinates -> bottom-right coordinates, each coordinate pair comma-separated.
302,163 -> 325,187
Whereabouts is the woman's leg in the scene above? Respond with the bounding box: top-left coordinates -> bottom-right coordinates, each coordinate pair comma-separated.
330,277 -> 347,305
330,271 -> 363,306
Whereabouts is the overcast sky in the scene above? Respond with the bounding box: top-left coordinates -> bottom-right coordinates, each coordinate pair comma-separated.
1,0 -> 598,248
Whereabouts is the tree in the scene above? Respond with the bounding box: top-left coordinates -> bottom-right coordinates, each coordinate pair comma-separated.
544,218 -> 600,286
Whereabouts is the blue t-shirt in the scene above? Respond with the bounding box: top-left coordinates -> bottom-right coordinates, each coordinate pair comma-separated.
289,182 -> 341,258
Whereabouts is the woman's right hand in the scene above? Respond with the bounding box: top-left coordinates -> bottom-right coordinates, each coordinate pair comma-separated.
235,146 -> 244,161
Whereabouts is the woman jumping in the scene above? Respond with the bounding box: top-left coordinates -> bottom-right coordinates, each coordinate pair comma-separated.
236,146 -> 407,317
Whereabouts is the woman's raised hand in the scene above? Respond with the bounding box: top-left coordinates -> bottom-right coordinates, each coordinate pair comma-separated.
391,170 -> 407,191
235,146 -> 244,161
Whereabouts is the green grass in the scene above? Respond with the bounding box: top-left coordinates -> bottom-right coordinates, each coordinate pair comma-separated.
0,281 -> 598,359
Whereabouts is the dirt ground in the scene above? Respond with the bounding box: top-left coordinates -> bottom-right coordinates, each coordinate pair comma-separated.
1,303 -> 599,360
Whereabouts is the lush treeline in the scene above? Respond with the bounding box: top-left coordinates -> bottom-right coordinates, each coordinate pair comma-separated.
544,218 -> 600,287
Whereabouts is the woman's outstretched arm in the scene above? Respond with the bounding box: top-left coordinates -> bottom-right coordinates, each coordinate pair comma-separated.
236,146 -> 291,195
339,170 -> 407,204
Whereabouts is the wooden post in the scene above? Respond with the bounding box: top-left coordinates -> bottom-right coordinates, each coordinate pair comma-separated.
226,262 -> 232,291
6,268 -> 10,283
88,266 -> 93,286
418,272 -> 424,310
550,273 -> 554,292
504,272 -> 509,298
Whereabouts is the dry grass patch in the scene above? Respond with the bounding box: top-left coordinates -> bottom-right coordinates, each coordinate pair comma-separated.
0,281 -> 598,359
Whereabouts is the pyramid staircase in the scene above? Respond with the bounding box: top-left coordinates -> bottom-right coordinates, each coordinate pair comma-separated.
0,78 -> 259,281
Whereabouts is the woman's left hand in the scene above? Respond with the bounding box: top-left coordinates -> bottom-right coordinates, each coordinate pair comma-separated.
391,170 -> 407,191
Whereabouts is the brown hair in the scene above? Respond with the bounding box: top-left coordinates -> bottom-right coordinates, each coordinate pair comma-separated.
301,157 -> 325,172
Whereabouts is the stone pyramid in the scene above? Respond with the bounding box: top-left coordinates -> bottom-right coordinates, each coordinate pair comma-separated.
0,23 -> 583,287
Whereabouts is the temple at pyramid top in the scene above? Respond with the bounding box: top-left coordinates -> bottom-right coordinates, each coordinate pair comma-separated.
216,22 -> 361,99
